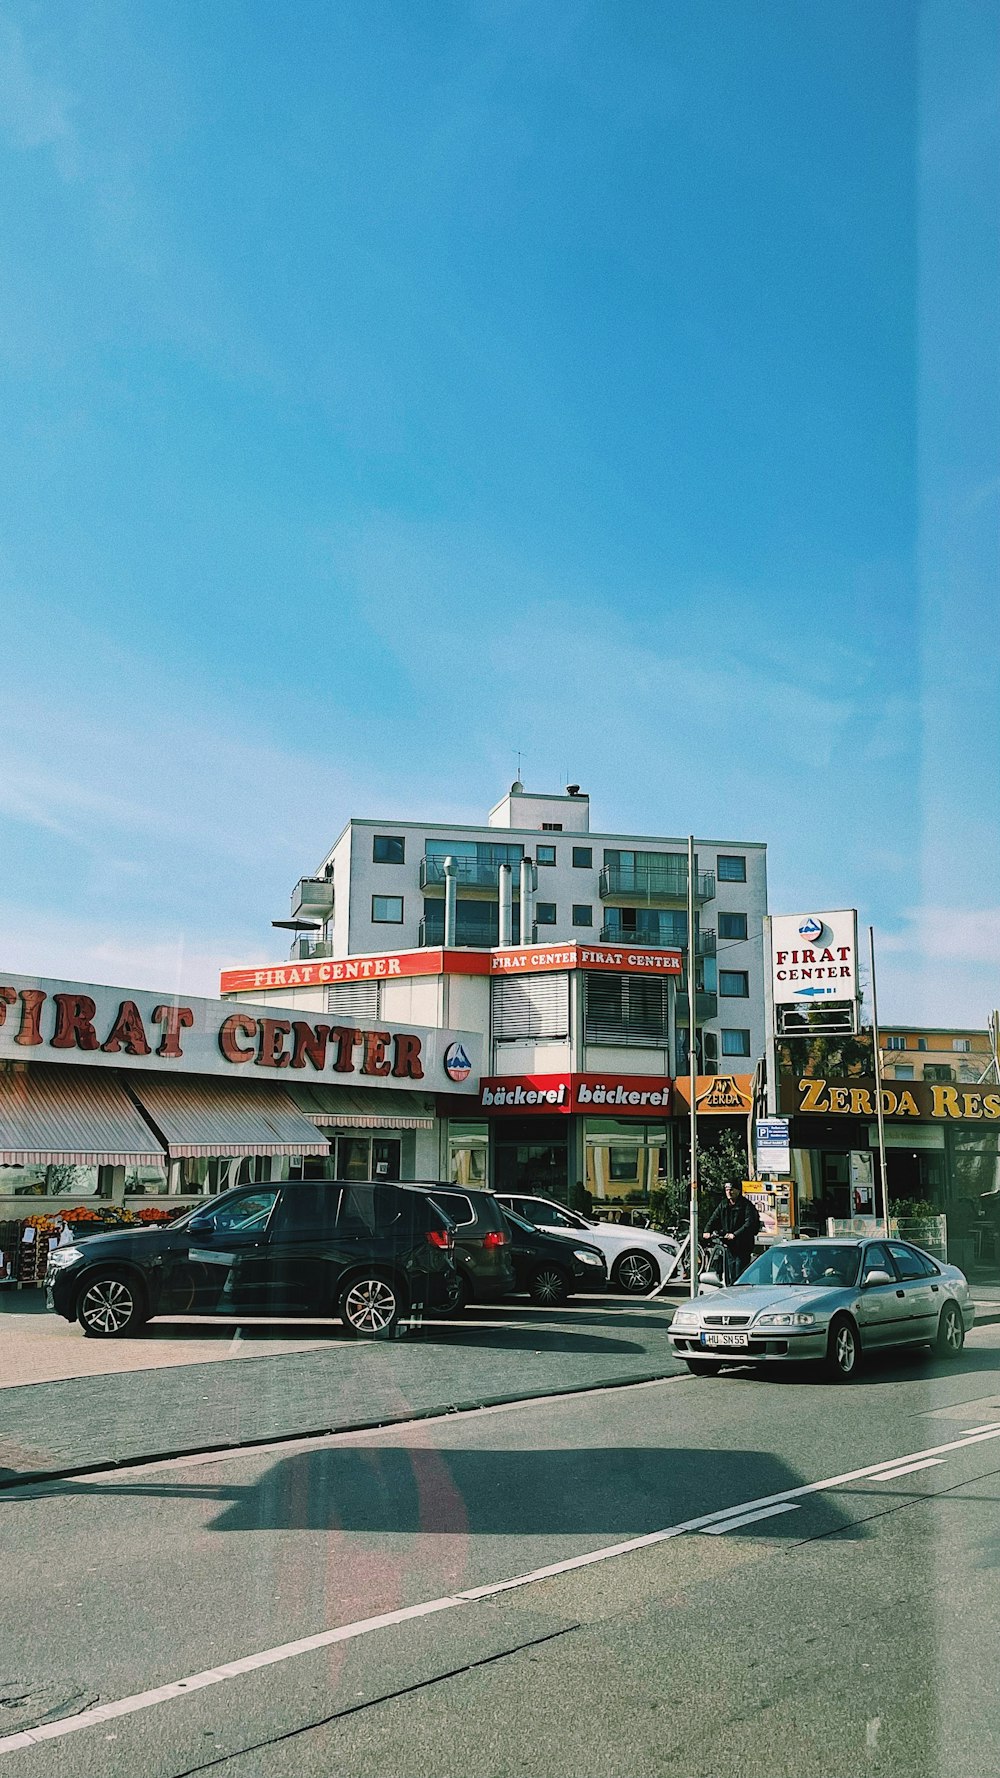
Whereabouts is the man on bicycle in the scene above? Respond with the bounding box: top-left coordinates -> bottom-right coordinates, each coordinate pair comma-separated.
704,1181 -> 759,1284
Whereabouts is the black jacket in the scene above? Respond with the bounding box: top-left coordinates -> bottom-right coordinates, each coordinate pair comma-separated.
704,1196 -> 757,1253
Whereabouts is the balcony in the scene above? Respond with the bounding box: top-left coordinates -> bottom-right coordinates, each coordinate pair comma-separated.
419,914 -> 503,949
291,877 -> 334,921
674,990 -> 719,1025
598,865 -> 715,906
420,856 -> 522,898
599,922 -> 716,954
291,937 -> 334,961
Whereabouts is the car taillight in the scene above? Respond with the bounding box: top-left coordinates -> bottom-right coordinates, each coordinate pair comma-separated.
483,1230 -> 507,1248
426,1229 -> 451,1249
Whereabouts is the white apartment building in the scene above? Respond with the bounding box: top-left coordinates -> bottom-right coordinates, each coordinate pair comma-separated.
277,783 -> 768,1080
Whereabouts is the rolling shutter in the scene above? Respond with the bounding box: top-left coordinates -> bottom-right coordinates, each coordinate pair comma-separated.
584,973 -> 669,1046
492,973 -> 569,1042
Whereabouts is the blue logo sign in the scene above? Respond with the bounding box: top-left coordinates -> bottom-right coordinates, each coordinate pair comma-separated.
798,916 -> 824,944
444,1042 -> 472,1083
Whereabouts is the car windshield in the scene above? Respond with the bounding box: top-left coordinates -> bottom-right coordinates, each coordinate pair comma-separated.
736,1245 -> 862,1289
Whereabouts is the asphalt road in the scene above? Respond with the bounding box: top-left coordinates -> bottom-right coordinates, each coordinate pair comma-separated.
2,1316 -> 1000,1777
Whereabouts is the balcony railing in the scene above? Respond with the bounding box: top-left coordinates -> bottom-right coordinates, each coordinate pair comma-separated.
598,866 -> 715,904
599,924 -> 716,954
291,877 -> 334,920
419,915 -> 503,949
674,990 -> 719,1024
292,937 -> 333,961
421,856 -> 521,891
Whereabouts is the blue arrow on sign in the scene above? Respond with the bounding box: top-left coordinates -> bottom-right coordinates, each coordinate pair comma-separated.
794,986 -> 836,997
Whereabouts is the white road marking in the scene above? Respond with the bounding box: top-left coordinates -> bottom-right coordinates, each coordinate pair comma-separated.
700,1502 -> 799,1535
4,1423 -> 1000,1758
868,1458 -> 944,1480
866,1716 -> 881,1749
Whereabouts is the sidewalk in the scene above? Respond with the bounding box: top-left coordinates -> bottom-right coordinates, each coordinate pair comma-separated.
0,1296 -> 680,1488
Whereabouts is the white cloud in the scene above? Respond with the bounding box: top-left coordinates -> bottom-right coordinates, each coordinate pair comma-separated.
0,15 -> 77,175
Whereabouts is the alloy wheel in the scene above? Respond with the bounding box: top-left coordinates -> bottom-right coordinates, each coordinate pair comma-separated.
532,1268 -> 567,1305
616,1253 -> 656,1293
80,1278 -> 136,1335
834,1322 -> 857,1375
343,1278 -> 398,1334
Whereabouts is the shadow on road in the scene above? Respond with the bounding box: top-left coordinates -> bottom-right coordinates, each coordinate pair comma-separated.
38,1443 -> 865,1544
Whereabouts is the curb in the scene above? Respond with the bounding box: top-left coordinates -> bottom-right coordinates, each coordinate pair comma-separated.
0,1366 -> 684,1494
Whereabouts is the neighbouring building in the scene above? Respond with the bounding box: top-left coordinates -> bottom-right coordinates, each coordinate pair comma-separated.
879,1025 -> 993,1086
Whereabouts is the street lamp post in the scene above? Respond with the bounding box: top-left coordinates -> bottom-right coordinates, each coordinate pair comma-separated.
688,834 -> 699,1296
868,925 -> 890,1238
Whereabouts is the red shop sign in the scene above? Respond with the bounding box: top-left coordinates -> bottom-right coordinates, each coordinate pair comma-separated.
479,1073 -> 672,1117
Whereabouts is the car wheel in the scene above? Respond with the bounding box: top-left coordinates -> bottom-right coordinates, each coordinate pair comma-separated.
824,1314 -> 860,1381
529,1266 -> 570,1307
685,1358 -> 720,1376
613,1250 -> 658,1294
77,1271 -> 147,1339
339,1273 -> 401,1339
935,1301 -> 965,1359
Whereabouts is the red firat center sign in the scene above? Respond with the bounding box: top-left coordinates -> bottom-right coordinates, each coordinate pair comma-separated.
479,1073 -> 672,1117
220,943 -> 681,996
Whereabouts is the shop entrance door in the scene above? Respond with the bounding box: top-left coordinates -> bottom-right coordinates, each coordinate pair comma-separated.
492,1118 -> 569,1203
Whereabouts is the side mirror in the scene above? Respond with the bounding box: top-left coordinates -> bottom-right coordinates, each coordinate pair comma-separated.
863,1268 -> 892,1287
188,1213 -> 214,1233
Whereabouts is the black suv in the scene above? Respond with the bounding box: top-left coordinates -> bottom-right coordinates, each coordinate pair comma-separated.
502,1208 -> 606,1305
45,1181 -> 456,1340
402,1184 -> 516,1307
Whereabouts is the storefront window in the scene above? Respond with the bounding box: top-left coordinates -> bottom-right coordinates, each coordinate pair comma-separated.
448,1121 -> 489,1187
124,1166 -> 170,1196
952,1130 -> 1000,1200
583,1120 -> 669,1203
0,1163 -> 104,1197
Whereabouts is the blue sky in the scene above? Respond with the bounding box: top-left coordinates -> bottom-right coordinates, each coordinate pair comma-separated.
0,1 -> 997,1022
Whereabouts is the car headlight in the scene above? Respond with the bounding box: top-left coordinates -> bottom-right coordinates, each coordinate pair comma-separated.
658,1241 -> 678,1253
754,1311 -> 817,1328
46,1246 -> 83,1269
574,1249 -> 604,1266
671,1310 -> 700,1329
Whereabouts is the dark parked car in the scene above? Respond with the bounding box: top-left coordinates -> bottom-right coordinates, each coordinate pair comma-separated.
45,1181 -> 457,1340
501,1208 -> 607,1305
402,1183 -> 516,1307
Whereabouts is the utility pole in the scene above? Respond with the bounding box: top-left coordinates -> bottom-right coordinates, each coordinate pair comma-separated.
688,834 -> 699,1296
868,925 -> 890,1238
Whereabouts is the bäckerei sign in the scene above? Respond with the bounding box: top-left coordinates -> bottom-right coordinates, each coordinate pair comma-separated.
0,973 -> 481,1094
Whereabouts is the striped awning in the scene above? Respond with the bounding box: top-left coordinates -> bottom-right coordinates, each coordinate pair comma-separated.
289,1086 -> 436,1131
126,1075 -> 330,1159
0,1064 -> 165,1166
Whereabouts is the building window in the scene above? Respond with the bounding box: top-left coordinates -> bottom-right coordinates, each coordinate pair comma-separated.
372,835 -> 405,864
718,912 -> 747,941
953,1038 -> 971,1053
572,904 -> 593,927
572,846 -> 593,869
721,1028 -> 751,1057
886,1035 -> 907,1050
924,1064 -> 954,1083
372,895 -> 403,923
541,822 -> 563,831
536,844 -> 557,866
893,1064 -> 915,1080
535,901 -> 557,925
717,855 -> 746,882
917,1038 -> 928,1051
719,969 -> 749,997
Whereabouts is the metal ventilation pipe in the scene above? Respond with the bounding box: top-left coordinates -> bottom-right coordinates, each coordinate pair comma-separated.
498,863 -> 513,946
519,856 -> 535,944
443,856 -> 457,947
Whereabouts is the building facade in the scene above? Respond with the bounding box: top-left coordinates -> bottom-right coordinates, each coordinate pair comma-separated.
879,1026 -> 993,1086
278,783 -> 768,1082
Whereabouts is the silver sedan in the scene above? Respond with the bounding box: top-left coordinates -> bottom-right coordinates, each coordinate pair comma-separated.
668,1237 -> 974,1380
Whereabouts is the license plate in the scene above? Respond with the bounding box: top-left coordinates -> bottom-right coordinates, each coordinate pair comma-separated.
702,1331 -> 749,1349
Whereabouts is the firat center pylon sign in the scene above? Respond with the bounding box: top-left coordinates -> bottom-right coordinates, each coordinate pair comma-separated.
769,911 -> 859,1036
